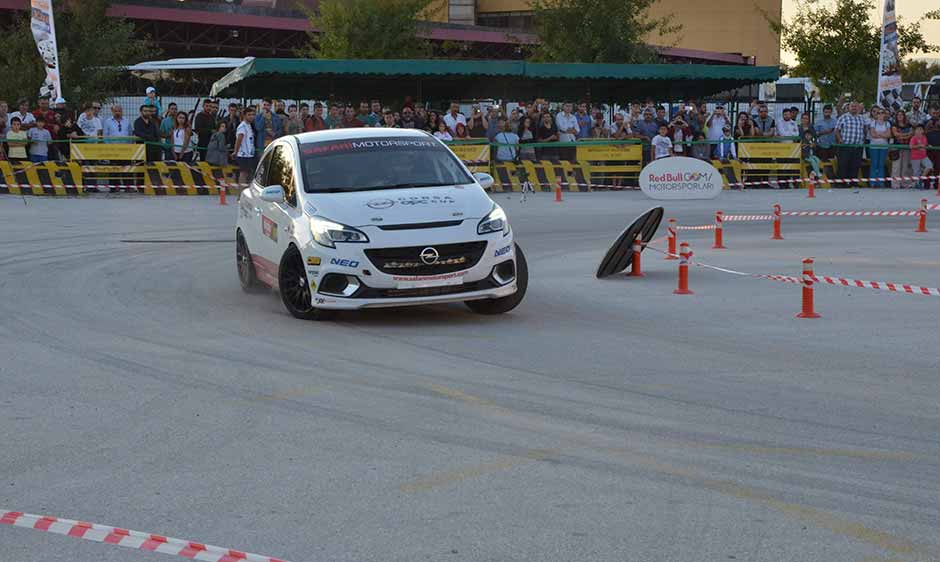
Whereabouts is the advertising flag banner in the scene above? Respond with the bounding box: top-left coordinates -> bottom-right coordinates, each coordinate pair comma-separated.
30,0 -> 62,100
876,0 -> 902,111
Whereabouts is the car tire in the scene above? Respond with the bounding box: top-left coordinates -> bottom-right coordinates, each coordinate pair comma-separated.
465,243 -> 528,315
278,245 -> 334,321
236,231 -> 266,293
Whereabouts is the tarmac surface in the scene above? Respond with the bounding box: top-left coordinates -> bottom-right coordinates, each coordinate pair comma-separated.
1,188 -> 939,562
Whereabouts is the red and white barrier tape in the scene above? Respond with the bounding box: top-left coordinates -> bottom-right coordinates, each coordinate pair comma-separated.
643,244 -> 940,297
0,510 -> 290,562
806,275 -> 940,296
675,224 -> 717,231
722,214 -> 774,222
781,210 -> 914,217
0,183 -> 243,191
725,174 -> 939,189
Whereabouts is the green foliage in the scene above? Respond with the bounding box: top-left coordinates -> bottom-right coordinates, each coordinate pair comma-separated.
298,0 -> 438,59
771,0 -> 939,102
529,0 -> 681,64
0,0 -> 155,107
901,59 -> 940,83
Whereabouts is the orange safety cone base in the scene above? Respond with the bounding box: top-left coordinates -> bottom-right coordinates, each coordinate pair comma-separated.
673,288 -> 694,295
796,311 -> 821,318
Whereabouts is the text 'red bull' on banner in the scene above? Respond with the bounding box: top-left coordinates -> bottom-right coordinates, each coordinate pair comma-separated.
30,0 -> 62,100
876,0 -> 902,112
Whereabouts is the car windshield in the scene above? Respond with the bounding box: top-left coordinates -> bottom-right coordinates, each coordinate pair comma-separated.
299,136 -> 474,193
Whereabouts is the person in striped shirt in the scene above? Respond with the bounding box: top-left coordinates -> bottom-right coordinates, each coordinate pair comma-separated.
835,101 -> 867,189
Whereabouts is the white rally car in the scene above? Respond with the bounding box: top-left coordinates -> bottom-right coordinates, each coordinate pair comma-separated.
236,128 -> 527,320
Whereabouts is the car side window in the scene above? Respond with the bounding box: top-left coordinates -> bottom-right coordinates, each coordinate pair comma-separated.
253,151 -> 272,186
268,145 -> 297,207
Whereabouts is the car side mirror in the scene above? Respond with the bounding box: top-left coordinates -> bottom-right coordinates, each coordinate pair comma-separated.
473,172 -> 494,190
260,185 -> 284,203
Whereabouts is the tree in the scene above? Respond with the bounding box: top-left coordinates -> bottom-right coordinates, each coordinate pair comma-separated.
901,59 -> 940,83
529,0 -> 680,64
298,0 -> 439,59
0,0 -> 155,108
769,0 -> 939,101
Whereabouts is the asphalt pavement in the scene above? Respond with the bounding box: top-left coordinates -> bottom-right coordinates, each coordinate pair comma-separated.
1,188 -> 939,562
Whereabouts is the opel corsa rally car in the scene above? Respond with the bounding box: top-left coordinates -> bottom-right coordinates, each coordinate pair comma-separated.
236,128 -> 527,320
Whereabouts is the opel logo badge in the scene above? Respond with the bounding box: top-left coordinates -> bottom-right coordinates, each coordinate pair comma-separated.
367,198 -> 395,210
419,247 -> 440,265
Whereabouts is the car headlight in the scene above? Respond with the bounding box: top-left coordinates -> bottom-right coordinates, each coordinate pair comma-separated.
477,205 -> 509,236
310,216 -> 369,248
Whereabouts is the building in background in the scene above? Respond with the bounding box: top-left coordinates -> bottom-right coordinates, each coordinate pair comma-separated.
0,0 -> 779,65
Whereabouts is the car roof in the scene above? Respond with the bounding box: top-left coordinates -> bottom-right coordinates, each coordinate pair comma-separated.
291,127 -> 433,144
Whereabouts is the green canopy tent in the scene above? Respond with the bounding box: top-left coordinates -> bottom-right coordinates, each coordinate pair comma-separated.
210,58 -> 779,103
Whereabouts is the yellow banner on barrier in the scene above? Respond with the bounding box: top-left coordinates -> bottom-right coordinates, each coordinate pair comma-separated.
738,142 -> 800,160
70,143 -> 145,161
576,143 -> 643,161
450,143 -> 490,163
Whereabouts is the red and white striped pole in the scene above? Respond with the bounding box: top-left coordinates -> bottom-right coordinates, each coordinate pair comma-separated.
218,183 -> 227,206
629,234 -> 645,277
665,218 -> 678,260
771,203 -> 783,240
554,179 -> 563,203
712,210 -> 726,249
796,258 -> 821,318
673,242 -> 694,295
807,176 -> 815,199
916,198 -> 927,233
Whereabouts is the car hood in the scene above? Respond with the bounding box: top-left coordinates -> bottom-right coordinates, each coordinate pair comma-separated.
305,184 -> 494,227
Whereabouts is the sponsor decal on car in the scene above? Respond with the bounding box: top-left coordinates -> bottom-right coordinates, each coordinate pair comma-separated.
393,270 -> 467,289
494,245 -> 512,257
310,280 -> 317,289
307,256 -> 322,266
392,271 -> 467,282
398,195 -> 455,206
330,258 -> 360,268
261,215 -> 278,242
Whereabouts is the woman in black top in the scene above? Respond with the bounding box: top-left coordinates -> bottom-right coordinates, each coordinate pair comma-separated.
535,112 -> 559,161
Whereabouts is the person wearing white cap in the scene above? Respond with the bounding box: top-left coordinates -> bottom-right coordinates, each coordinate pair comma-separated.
144,86 -> 163,120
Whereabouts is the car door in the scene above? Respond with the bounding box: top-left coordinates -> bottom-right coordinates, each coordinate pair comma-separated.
263,142 -> 304,266
248,149 -> 279,283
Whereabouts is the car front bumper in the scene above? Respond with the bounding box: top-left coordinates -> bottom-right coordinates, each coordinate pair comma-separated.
300,225 -> 517,310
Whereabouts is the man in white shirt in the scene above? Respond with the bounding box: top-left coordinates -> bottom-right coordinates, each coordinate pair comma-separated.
9,99 -> 36,129
555,102 -> 580,161
102,104 -> 129,144
442,102 -> 466,136
76,104 -> 103,142
777,107 -> 799,138
705,104 -> 728,143
234,107 -> 257,185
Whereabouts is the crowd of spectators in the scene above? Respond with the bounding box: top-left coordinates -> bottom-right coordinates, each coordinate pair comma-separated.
0,89 -> 937,190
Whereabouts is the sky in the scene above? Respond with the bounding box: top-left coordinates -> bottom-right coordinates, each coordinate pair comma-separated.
780,0 -> 940,64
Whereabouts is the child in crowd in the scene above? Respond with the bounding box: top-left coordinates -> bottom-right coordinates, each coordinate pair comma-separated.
433,120 -> 453,141
651,124 -> 672,160
714,126 -> 736,161
27,115 -> 52,163
690,131 -> 711,161
206,121 -> 229,167
6,117 -> 28,162
800,126 -> 822,180
909,125 -> 932,189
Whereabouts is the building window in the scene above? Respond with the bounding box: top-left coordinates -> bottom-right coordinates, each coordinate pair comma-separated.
448,0 -> 476,25
476,11 -> 534,30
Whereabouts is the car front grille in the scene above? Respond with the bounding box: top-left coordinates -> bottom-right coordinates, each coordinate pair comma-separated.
365,241 -> 488,275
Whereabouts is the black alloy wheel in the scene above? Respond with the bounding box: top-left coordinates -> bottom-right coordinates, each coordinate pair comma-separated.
278,245 -> 333,321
